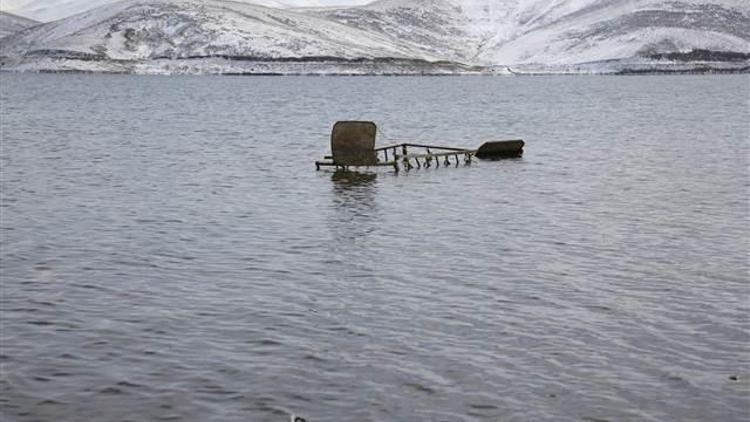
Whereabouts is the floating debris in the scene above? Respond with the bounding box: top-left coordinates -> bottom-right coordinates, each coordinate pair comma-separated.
315,121 -> 524,172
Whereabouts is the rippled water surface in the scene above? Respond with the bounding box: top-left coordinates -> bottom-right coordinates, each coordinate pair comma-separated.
1,74 -> 749,421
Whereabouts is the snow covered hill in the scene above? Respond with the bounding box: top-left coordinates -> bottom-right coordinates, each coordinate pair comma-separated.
1,0 -> 372,22
472,0 -> 750,65
0,0 -> 445,60
5,0 -> 293,22
316,0 -> 750,65
1,0 -> 748,74
308,0 -> 476,63
0,11 -> 39,38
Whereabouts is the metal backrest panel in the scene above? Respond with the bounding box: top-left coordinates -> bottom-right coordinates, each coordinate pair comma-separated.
331,121 -> 377,166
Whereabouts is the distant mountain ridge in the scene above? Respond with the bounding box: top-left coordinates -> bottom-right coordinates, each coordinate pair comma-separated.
0,0 -> 748,74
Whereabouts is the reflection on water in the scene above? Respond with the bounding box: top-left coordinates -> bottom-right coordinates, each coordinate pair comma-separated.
328,171 -> 379,245
325,171 -> 381,287
331,170 -> 378,187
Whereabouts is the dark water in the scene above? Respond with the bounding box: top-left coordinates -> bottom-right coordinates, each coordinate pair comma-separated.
1,73 -> 748,422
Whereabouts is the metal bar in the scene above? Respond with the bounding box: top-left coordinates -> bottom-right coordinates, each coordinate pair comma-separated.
401,143 -> 472,152
375,143 -> 406,152
316,161 -> 396,168
375,143 -> 473,153
396,150 -> 477,160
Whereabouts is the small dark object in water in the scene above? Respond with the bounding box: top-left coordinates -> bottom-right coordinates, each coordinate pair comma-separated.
475,140 -> 525,159
729,375 -> 739,381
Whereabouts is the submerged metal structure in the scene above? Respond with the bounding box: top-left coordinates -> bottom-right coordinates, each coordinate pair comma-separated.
315,121 -> 524,172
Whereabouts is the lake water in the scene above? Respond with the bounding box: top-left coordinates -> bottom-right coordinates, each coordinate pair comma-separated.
1,73 -> 748,422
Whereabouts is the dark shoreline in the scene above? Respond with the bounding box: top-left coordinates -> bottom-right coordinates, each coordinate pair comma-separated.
1,68 -> 747,76
2,48 -> 749,76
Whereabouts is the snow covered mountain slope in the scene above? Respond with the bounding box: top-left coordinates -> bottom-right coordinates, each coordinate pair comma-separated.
2,0 -> 371,22
0,0 -> 747,74
0,0 -> 443,61
472,0 -> 750,64
8,0 -> 292,22
308,0 -> 475,62
0,11 -> 38,38
316,0 -> 749,64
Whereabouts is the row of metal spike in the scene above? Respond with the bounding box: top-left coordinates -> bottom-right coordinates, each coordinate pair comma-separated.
395,152 -> 474,171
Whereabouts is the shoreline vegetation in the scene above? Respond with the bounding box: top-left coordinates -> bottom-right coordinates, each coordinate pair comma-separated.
1,50 -> 748,76
3,68 -> 748,76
